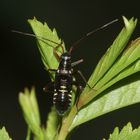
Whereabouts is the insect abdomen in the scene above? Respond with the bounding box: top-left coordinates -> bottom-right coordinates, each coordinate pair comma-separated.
53,86 -> 72,115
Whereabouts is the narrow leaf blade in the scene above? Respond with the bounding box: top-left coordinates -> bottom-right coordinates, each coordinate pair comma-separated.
95,37 -> 140,90
19,88 -> 43,139
88,17 -> 137,88
97,58 -> 140,95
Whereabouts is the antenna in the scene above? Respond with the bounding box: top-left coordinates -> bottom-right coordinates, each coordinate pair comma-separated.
69,19 -> 118,54
12,18 -> 118,55
12,30 -> 61,47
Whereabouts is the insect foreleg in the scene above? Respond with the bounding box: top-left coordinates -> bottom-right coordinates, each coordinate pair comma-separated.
53,40 -> 64,61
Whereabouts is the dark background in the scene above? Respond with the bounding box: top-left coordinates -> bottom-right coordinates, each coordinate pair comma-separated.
0,0 -> 140,139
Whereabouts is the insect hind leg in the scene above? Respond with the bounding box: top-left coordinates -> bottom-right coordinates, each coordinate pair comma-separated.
74,69 -> 92,89
73,82 -> 84,112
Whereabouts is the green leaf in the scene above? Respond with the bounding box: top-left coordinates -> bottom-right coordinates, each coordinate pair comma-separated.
95,37 -> 140,90
69,79 -> 140,130
78,17 -> 138,108
87,17 -> 137,88
105,122 -> 140,140
28,18 -> 65,79
96,59 -> 140,96
19,87 -> 44,140
0,127 -> 12,140
45,107 -> 59,140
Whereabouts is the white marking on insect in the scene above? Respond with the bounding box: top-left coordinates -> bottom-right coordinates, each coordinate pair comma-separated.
54,93 -> 58,96
58,89 -> 68,93
60,85 -> 66,89
68,94 -> 72,97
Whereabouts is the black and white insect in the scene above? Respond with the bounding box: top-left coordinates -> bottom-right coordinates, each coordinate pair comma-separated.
12,19 -> 118,115
43,44 -> 88,115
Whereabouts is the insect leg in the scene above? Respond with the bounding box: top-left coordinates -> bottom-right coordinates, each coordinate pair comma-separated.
75,70 -> 91,88
75,83 -> 83,100
72,59 -> 90,88
71,59 -> 83,67
55,40 -> 64,54
53,40 -> 64,61
73,81 -> 83,111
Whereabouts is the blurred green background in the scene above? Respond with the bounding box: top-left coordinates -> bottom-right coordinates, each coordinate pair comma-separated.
0,0 -> 140,139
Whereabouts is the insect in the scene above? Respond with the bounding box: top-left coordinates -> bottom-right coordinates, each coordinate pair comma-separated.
12,19 -> 118,115
43,43 -> 88,115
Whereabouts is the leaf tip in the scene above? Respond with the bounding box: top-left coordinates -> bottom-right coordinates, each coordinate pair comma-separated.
122,16 -> 137,30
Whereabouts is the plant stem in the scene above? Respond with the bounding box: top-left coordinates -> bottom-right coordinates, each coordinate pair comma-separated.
57,105 -> 77,140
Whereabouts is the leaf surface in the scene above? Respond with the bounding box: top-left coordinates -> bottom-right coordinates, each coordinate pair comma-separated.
28,18 -> 65,79
70,80 -> 140,130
